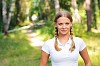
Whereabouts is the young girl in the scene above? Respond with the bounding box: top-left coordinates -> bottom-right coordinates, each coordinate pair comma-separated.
40,10 -> 91,66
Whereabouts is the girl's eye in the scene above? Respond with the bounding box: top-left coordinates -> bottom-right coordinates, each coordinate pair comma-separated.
59,23 -> 63,25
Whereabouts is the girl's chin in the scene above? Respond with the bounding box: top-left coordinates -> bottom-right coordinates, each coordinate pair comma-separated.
59,32 -> 68,35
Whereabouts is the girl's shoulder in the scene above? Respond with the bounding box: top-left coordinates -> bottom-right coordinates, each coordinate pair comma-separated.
43,37 -> 55,46
73,37 -> 86,51
73,36 -> 86,45
73,36 -> 84,41
45,37 -> 55,43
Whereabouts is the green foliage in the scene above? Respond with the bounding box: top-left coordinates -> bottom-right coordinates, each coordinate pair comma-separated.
32,20 -> 55,41
78,52 -> 100,66
72,23 -> 87,37
29,0 -> 46,21
59,0 -> 71,11
90,53 -> 100,66
77,0 -> 84,8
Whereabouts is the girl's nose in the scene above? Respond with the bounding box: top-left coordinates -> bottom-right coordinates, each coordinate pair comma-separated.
62,24 -> 66,28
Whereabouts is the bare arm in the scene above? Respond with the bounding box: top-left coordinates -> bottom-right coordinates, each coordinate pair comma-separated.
79,48 -> 91,66
40,50 -> 50,66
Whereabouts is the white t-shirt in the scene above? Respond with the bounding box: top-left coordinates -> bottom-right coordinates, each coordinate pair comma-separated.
41,37 -> 86,66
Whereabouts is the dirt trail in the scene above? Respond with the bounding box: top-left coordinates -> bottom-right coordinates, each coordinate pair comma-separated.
24,24 -> 44,49
27,31 -> 44,49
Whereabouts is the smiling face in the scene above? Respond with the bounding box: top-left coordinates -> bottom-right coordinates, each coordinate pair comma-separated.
55,16 -> 72,35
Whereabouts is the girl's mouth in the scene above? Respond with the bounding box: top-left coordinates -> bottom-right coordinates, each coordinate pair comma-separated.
61,30 -> 67,32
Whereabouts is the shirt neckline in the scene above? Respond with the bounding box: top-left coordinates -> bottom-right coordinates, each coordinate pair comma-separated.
57,37 -> 72,46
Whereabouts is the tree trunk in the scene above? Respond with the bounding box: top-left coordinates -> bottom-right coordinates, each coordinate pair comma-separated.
53,0 -> 60,13
98,0 -> 100,9
15,0 -> 20,25
44,0 -> 50,20
85,0 -> 92,32
98,0 -> 100,15
2,0 -> 8,34
92,0 -> 97,29
71,0 -> 81,22
2,0 -> 15,35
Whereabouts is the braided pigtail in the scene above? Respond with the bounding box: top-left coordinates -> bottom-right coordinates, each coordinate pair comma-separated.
69,27 -> 75,52
54,27 -> 62,51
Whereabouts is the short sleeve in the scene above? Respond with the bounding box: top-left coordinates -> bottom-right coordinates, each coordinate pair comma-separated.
79,38 -> 86,51
41,41 -> 50,54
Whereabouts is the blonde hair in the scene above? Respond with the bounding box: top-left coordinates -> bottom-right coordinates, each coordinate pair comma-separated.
54,11 -> 75,52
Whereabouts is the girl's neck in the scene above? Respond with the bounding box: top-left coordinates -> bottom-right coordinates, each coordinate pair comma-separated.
58,34 -> 70,39
57,34 -> 70,45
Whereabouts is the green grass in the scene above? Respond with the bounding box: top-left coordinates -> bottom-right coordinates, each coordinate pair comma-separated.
0,32 -> 40,66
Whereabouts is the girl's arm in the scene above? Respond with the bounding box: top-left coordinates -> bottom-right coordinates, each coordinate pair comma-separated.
79,48 -> 91,66
40,50 -> 50,66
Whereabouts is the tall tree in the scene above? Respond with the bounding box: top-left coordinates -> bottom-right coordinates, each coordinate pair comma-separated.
71,0 -> 81,22
92,0 -> 97,29
15,0 -> 20,25
44,0 -> 50,20
2,0 -> 15,35
53,0 -> 60,13
2,0 -> 8,34
98,0 -> 100,15
84,0 -> 92,32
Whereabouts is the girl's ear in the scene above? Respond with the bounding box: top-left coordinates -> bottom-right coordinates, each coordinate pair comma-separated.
70,23 -> 72,27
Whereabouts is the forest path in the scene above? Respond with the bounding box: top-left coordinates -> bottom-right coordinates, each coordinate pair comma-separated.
26,31 -> 43,49
24,23 -> 45,49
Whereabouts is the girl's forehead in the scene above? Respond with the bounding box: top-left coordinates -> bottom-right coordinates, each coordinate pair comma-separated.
57,17 -> 71,22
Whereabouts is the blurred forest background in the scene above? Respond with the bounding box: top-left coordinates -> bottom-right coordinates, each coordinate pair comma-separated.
0,0 -> 100,66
